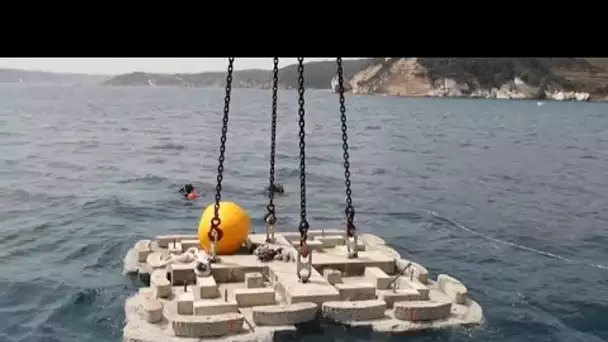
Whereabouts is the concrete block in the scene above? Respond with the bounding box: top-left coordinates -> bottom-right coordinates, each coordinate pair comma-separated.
141,296 -> 163,323
365,266 -> 392,289
398,278 -> 430,300
168,241 -> 183,254
437,274 -> 468,304
196,276 -> 218,299
378,289 -> 421,308
268,262 -> 340,305
252,302 -> 318,326
317,235 -> 344,248
334,282 -> 376,301
394,300 -> 452,321
181,239 -> 200,250
150,269 -> 171,298
168,263 -> 196,286
350,239 -> 366,251
306,239 -> 324,252
234,287 -> 275,307
177,292 -> 194,315
358,233 -> 387,246
334,241 -> 366,254
193,299 -> 238,315
323,269 -> 342,285
135,239 -> 152,262
307,229 -> 344,237
244,272 -> 264,289
167,302 -> 245,338
322,299 -> 386,322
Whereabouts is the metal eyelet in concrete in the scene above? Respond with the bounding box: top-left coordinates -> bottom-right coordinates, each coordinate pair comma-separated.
252,302 -> 318,326
437,274 -> 468,304
393,300 -> 452,321
322,299 -> 386,323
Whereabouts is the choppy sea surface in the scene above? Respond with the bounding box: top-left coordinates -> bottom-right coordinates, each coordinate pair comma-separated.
0,84 -> 607,342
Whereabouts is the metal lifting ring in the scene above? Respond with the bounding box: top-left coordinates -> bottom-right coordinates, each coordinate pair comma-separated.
296,244 -> 312,283
345,228 -> 359,259
207,227 -> 224,245
208,229 -> 221,263
265,215 -> 276,243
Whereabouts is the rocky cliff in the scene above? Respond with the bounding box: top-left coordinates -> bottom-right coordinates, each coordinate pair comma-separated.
345,58 -> 608,101
104,59 -> 375,89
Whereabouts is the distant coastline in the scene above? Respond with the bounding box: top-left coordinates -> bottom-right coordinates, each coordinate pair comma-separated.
103,58 -> 608,102
102,58 -> 374,91
0,68 -> 107,85
5,58 -> 608,102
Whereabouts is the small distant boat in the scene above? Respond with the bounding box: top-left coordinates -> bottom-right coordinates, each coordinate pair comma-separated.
147,77 -> 157,87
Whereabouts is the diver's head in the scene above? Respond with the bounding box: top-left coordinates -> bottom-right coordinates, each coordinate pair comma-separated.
179,184 -> 198,200
184,184 -> 194,194
269,183 -> 284,194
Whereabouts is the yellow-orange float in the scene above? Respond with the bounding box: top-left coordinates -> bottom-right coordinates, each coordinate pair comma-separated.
198,201 -> 251,255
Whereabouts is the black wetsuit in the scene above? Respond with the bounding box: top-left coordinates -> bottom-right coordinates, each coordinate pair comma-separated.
267,184 -> 284,194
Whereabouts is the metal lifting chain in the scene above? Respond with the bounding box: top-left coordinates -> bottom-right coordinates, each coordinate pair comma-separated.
336,57 -> 358,258
208,57 -> 235,261
295,57 -> 312,283
296,57 -> 310,256
264,57 -> 280,242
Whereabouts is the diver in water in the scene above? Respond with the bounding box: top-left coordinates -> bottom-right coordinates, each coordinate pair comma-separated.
266,183 -> 285,195
179,184 -> 199,200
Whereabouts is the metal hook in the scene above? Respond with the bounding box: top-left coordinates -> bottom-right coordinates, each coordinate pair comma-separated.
345,233 -> 359,259
265,223 -> 275,243
194,260 -> 212,277
209,231 -> 220,263
296,248 -> 312,283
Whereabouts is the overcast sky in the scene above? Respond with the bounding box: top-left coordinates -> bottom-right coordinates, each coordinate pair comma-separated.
0,58 -> 346,75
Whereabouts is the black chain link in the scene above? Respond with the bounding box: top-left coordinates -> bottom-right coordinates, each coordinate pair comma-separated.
336,57 -> 356,238
296,57 -> 310,255
208,57 -> 234,243
264,57 -> 280,226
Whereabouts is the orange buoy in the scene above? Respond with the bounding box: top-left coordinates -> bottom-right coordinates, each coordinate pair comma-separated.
198,201 -> 251,255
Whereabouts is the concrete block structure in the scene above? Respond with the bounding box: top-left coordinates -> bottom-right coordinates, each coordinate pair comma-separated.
123,231 -> 484,342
